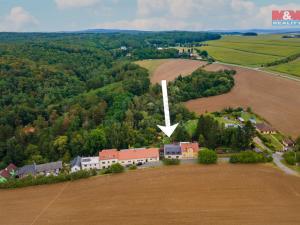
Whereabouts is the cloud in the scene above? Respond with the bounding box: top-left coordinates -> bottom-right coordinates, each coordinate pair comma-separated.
134,0 -> 300,30
55,0 -> 101,9
0,6 -> 38,32
95,18 -> 203,31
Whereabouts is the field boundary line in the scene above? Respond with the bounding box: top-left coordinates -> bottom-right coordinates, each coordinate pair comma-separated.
215,62 -> 300,82
29,182 -> 69,225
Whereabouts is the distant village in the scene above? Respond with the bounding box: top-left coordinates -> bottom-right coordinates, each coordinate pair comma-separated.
0,110 -> 297,183
0,142 -> 201,182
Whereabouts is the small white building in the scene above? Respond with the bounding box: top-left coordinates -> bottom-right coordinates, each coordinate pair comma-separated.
238,117 -> 245,123
81,157 -> 100,170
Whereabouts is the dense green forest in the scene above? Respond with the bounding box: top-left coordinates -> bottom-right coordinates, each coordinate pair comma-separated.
0,31 -> 227,168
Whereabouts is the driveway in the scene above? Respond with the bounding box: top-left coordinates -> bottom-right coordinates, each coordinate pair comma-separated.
272,152 -> 299,176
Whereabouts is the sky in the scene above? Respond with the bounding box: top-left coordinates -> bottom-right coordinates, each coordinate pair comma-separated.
0,0 -> 299,32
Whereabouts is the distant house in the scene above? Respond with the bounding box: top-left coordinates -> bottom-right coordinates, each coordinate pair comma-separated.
120,46 -> 127,51
256,123 -> 276,134
282,138 -> 295,151
99,148 -> 159,168
237,117 -> 245,123
164,144 -> 182,159
81,157 -> 100,170
70,156 -> 81,173
0,163 -> 17,179
225,123 -> 239,128
16,164 -> 36,178
249,118 -> 256,124
36,161 -> 63,176
118,148 -> 159,166
16,161 -> 62,178
99,149 -> 119,169
180,142 -> 199,159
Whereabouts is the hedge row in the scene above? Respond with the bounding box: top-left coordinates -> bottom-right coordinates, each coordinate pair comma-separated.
229,151 -> 272,164
0,169 -> 97,189
163,158 -> 180,165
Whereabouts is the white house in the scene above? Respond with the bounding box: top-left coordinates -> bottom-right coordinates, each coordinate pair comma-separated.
81,157 -> 100,170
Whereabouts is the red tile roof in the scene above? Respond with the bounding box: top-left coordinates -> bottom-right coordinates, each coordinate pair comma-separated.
99,149 -> 119,160
256,123 -> 276,132
118,148 -> 159,160
0,163 -> 17,178
180,142 -> 199,153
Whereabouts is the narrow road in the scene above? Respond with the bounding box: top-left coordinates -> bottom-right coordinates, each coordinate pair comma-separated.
272,153 -> 299,176
254,136 -> 299,176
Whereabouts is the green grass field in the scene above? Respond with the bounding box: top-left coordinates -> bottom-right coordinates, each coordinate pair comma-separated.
268,58 -> 300,77
199,35 -> 300,69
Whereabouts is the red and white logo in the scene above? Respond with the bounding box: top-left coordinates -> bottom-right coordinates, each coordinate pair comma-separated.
272,10 -> 300,25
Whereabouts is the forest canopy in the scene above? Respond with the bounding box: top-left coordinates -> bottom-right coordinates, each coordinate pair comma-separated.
0,31 -> 225,168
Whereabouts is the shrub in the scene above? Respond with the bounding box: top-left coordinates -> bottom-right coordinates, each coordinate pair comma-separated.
229,151 -> 270,164
128,165 -> 137,170
283,151 -> 296,165
198,149 -> 217,164
163,158 -> 180,165
0,169 -> 97,189
296,152 -> 300,163
110,163 -> 125,173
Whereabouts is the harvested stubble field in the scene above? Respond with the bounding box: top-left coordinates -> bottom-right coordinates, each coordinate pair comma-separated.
137,59 -> 206,83
184,63 -> 300,138
146,59 -> 300,138
1,164 -> 300,225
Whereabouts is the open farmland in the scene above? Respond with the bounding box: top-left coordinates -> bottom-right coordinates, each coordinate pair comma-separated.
185,63 -> 300,138
136,59 -> 206,83
139,59 -> 300,138
268,58 -> 300,77
199,35 -> 300,68
1,164 -> 300,225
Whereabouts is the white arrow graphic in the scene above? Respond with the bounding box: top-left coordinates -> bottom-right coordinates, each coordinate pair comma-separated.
157,80 -> 179,137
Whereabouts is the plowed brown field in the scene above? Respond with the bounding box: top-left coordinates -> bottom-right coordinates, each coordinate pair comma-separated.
1,164 -> 300,225
150,59 -> 206,83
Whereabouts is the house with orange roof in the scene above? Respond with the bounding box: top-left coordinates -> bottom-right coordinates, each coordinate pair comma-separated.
99,148 -> 159,168
118,148 -> 159,166
180,142 -> 199,159
99,149 -> 119,169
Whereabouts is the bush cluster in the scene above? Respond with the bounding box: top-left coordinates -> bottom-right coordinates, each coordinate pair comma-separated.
128,165 -> 137,170
0,169 -> 97,189
163,158 -> 180,165
229,151 -> 272,164
198,149 -> 217,164
101,163 -> 125,174
283,151 -> 298,165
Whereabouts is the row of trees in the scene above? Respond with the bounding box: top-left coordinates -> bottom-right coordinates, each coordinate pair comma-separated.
262,53 -> 300,67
